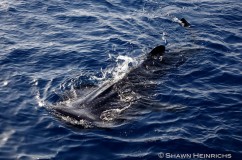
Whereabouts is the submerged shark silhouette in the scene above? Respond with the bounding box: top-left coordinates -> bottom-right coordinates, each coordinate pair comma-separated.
51,45 -> 165,127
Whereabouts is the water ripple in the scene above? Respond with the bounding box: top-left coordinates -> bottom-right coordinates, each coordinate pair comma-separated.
0,0 -> 242,159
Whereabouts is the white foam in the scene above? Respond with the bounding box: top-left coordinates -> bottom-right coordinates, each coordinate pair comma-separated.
172,17 -> 181,23
36,90 -> 45,107
112,55 -> 138,81
100,104 -> 130,121
2,81 -> 8,86
162,32 -> 167,45
0,1 -> 9,9
0,130 -> 15,148
91,54 -> 140,85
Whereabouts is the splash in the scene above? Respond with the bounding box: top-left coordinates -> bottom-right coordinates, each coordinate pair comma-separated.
91,54 -> 140,84
32,78 -> 46,107
112,55 -> 139,81
36,91 -> 45,107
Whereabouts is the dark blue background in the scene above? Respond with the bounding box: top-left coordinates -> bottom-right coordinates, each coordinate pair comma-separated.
0,0 -> 242,159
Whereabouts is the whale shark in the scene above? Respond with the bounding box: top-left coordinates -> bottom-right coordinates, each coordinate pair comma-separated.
50,45 -> 166,127
49,17 -> 192,128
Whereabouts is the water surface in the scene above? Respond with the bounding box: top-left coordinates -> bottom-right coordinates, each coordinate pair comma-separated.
0,0 -> 242,159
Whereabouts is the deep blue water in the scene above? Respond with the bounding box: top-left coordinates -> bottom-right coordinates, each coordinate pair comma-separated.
1,0 -> 242,159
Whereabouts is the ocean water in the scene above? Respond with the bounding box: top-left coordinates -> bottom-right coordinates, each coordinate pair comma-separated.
0,0 -> 242,159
